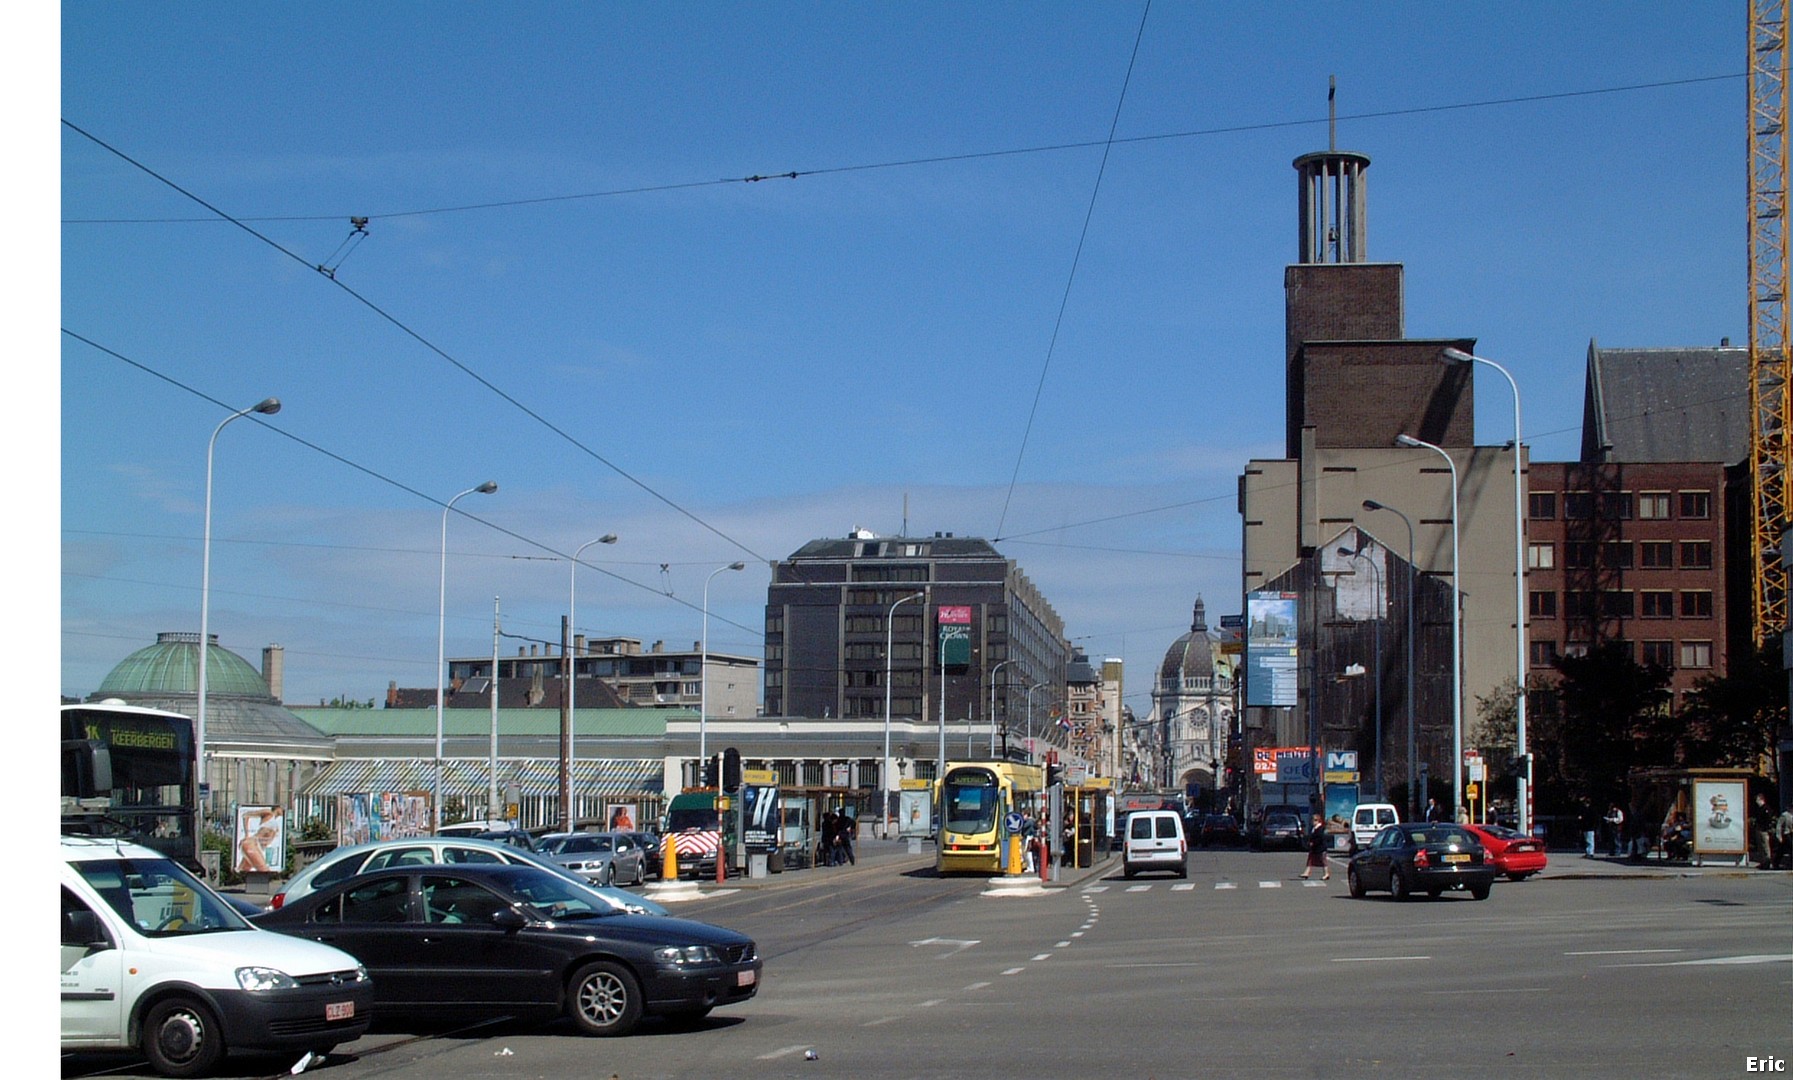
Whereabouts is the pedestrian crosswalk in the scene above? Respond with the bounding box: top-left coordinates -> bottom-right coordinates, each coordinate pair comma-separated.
1084,879 -> 1337,894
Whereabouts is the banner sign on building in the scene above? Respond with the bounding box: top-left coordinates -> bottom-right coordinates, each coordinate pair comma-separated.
938,605 -> 973,668
1245,591 -> 1299,708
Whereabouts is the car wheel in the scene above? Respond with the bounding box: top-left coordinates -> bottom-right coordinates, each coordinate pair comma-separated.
1123,865 -> 1136,879
599,864 -> 614,887
1389,868 -> 1411,901
1507,871 -> 1532,882
1347,866 -> 1366,898
1426,888 -> 1442,899
1470,883 -> 1491,901
142,995 -> 225,1078
567,960 -> 643,1037
1177,862 -> 1188,879
634,861 -> 646,887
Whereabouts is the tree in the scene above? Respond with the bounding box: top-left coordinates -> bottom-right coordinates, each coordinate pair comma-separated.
1678,636 -> 1787,771
1534,643 -> 1673,809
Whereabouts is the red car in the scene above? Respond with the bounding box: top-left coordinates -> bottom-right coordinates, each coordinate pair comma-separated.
1464,823 -> 1548,881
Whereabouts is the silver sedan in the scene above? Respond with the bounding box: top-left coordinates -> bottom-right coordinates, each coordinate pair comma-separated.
537,831 -> 650,886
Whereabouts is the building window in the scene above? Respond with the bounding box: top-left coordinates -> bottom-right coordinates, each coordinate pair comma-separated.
766,614 -> 784,634
1602,542 -> 1633,569
1563,492 -> 1593,519
1599,492 -> 1634,519
1680,541 -> 1713,569
1681,590 -> 1714,618
1565,543 -> 1596,569
1565,592 -> 1596,619
1530,640 -> 1560,667
1527,543 -> 1556,570
1600,591 -> 1634,619
1680,640 -> 1713,669
1562,641 -> 1591,659
1529,492 -> 1557,520
1641,640 -> 1674,669
1640,541 -> 1674,569
1529,591 -> 1557,619
1640,591 -> 1675,618
1679,490 -> 1711,519
1637,492 -> 1671,520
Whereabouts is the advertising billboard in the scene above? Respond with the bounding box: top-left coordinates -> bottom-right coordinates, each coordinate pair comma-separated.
938,604 -> 973,668
1246,591 -> 1299,707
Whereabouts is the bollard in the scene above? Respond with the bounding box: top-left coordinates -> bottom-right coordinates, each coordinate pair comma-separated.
662,835 -> 679,882
1007,834 -> 1024,876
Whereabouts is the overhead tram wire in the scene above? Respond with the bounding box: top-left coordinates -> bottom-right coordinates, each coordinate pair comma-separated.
63,72 -> 1742,226
59,328 -> 763,640
59,120 -> 769,569
994,1 -> 1152,541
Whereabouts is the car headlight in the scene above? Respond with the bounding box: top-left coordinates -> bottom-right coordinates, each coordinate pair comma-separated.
653,945 -> 719,966
354,964 -> 370,983
236,966 -> 299,992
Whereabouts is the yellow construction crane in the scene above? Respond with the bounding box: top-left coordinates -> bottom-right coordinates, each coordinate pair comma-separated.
1748,0 -> 1792,644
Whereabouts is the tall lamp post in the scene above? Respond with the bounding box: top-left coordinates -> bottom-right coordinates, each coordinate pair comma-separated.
1025,683 -> 1054,761
699,562 -> 747,775
564,533 -> 618,830
1442,347 -> 1529,835
988,658 -> 1017,759
197,396 -> 281,811
883,590 -> 924,837
435,480 -> 498,833
1395,434 -> 1462,819
1338,545 -> 1384,801
1363,500 -> 1418,819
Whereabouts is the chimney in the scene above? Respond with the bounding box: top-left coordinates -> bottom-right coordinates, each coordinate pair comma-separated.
652,641 -> 664,654
574,634 -> 586,655
694,640 -> 701,652
387,680 -> 399,708
261,644 -> 285,703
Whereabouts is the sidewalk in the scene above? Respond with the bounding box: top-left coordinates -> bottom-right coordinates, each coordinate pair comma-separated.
1532,850 -> 1779,880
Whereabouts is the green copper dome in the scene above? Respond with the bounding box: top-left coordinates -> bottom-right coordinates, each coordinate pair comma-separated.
96,631 -> 273,700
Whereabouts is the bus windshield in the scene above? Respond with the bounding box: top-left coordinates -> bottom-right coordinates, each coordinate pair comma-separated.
942,770 -> 999,836
61,705 -> 199,865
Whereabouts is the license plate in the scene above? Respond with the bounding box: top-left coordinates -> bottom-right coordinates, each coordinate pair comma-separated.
737,970 -> 757,987
1443,853 -> 1470,864
325,1001 -> 355,1021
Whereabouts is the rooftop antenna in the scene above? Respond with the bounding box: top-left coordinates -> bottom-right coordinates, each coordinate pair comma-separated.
902,493 -> 909,538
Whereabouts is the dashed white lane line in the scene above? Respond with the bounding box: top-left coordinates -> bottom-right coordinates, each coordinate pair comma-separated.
1084,886 -> 1110,892
1126,885 -> 1151,892
919,999 -> 944,1007
1259,881 -> 1282,889
1172,883 -> 1196,891
1071,931 -> 1085,937
1302,880 -> 1330,887
964,982 -> 991,991
1618,953 -> 1793,967
758,1045 -> 813,1060
1565,948 -> 1682,956
1055,941 -> 1071,948
1031,953 -> 1052,961
1333,955 -> 1431,963
1002,967 -> 1026,976
1215,882 -> 1238,890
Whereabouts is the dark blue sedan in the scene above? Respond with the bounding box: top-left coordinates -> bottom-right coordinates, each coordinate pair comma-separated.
1347,823 -> 1496,901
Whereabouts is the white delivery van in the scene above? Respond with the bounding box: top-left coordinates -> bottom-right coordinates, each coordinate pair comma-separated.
61,835 -> 372,1077
1349,803 -> 1401,851
1123,809 -> 1188,879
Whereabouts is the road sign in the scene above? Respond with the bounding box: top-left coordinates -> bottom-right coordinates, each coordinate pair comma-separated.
1325,750 -> 1358,772
1004,811 -> 1023,834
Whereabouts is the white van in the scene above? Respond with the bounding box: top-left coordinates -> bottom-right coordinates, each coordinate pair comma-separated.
61,835 -> 372,1077
1123,809 -> 1188,879
1350,803 -> 1401,851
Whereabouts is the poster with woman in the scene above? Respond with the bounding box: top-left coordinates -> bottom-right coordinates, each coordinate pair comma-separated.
234,805 -> 285,873
1692,779 -> 1748,857
607,803 -> 637,832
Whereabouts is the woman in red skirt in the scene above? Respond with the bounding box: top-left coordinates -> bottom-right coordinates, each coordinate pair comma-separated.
1299,812 -> 1330,881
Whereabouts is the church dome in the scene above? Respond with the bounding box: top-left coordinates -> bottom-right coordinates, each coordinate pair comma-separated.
96,631 -> 274,700
1158,597 -> 1216,689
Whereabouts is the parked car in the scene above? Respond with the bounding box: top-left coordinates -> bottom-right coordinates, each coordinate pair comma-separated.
62,836 -> 372,1077
268,837 -> 667,916
1252,810 -> 1306,851
1346,823 -> 1496,901
1349,803 -> 1401,851
539,831 -> 651,886
1198,814 -> 1243,847
1463,822 -> 1549,881
618,830 -> 665,879
1123,809 -> 1188,879
254,863 -> 760,1036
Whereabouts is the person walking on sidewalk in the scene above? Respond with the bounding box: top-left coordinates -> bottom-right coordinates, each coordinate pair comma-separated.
1603,803 -> 1625,857
1299,813 -> 1330,881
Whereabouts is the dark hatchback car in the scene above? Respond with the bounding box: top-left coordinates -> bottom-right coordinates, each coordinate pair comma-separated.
253,863 -> 759,1036
1198,814 -> 1243,847
1252,811 -> 1306,851
1347,823 -> 1496,901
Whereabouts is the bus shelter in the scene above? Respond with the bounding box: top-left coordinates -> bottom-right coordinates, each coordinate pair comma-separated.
1061,779 -> 1115,869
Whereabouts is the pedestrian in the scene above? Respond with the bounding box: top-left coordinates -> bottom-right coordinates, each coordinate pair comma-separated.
1299,813 -> 1330,881
1603,802 -> 1625,857
1580,803 -> 1598,858
838,811 -> 857,866
1424,797 -> 1444,823
819,810 -> 837,866
1774,805 -> 1793,870
1751,792 -> 1777,869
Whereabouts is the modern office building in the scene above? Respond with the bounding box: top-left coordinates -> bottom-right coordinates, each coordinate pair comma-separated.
443,636 -> 759,720
763,528 -> 1071,777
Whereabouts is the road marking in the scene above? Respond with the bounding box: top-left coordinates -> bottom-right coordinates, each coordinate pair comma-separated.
1031,953 -> 1052,961
758,1045 -> 813,1060
963,982 -> 990,991
861,1016 -> 899,1027
908,937 -> 980,957
1564,948 -> 1682,956
918,999 -> 943,1007
1259,881 -> 1282,889
1110,961 -> 1204,968
1083,886 -> 1110,893
1618,953 -> 1793,967
1126,885 -> 1151,892
1055,941 -> 1071,948
1002,967 -> 1026,976
1172,883 -> 1196,891
1071,931 -> 1085,937
1332,956 -> 1431,963
1215,882 -> 1237,890
1303,880 -> 1329,887
1424,987 -> 1548,995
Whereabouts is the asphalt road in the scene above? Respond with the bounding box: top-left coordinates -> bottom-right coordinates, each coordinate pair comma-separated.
61,848 -> 1792,1079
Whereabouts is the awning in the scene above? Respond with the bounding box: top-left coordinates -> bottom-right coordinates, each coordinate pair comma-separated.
300,758 -> 663,798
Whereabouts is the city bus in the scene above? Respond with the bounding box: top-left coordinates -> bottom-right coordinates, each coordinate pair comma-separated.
60,702 -> 200,866
935,760 -> 1044,875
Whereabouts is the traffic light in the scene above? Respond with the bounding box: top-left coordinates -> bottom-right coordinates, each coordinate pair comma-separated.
702,758 -> 718,787
722,747 -> 742,792
1046,762 -> 1062,788
1508,753 -> 1532,782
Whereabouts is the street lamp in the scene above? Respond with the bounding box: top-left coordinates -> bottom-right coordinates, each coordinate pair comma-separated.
1395,434 -> 1462,819
436,480 -> 498,833
197,396 -> 280,808
989,658 -> 1018,758
699,562 -> 747,775
1442,346 -> 1529,835
1025,683 -> 1055,760
565,533 -> 618,829
884,590 -> 924,837
1363,499 -> 1418,819
1337,545 -> 1384,801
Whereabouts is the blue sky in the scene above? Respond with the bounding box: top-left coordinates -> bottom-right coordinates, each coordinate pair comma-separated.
59,3 -> 1742,713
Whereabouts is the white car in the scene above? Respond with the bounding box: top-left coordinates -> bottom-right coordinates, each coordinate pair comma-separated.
1349,803 -> 1402,851
62,835 -> 371,1077
1122,809 -> 1188,879
267,837 -> 667,916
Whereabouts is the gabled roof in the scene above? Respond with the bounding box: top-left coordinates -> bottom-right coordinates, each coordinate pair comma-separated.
1583,341 -> 1749,464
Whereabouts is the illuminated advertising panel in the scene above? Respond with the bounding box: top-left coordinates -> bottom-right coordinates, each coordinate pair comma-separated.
1246,591 -> 1298,707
